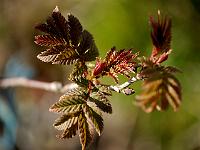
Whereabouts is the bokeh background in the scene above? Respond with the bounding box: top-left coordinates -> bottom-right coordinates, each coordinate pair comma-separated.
0,0 -> 200,150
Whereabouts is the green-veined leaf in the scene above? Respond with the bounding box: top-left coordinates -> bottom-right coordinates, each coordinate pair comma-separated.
49,89 -> 86,114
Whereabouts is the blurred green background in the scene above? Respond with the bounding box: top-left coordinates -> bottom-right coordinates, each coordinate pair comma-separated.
0,0 -> 200,150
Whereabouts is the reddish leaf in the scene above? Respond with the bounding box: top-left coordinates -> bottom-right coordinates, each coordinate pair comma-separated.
93,47 -> 138,82
35,6 -> 99,65
150,10 -> 172,64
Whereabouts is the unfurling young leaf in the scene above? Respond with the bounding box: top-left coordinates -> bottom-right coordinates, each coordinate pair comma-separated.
35,6 -> 99,65
150,10 -> 172,64
93,47 -> 138,83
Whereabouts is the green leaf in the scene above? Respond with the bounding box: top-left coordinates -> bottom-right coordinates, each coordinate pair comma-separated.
83,105 -> 104,136
49,89 -> 85,114
78,112 -> 92,150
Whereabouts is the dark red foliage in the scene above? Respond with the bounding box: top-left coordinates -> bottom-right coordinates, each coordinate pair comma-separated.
93,47 -> 138,82
35,7 -> 99,65
150,10 -> 172,64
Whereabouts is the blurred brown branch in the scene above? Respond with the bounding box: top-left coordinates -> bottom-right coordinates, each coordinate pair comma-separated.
0,77 -> 78,93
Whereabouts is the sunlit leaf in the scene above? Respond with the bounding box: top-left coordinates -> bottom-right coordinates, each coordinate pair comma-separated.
54,112 -> 80,139
53,47 -> 78,65
53,112 -> 80,130
59,121 -> 78,139
78,112 -> 92,150
49,89 -> 86,114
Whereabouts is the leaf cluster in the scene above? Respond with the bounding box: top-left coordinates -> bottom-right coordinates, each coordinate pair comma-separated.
35,6 -> 98,65
136,63 -> 181,112
34,7 -> 182,149
49,87 -> 112,149
135,11 -> 181,112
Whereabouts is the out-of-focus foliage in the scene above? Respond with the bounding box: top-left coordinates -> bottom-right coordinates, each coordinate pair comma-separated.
0,0 -> 200,150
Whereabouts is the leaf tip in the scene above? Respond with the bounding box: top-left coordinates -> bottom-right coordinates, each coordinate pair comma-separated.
53,6 -> 59,13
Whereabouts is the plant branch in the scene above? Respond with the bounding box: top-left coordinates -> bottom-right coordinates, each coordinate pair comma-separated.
108,76 -> 140,95
0,76 -> 140,95
0,77 -> 78,93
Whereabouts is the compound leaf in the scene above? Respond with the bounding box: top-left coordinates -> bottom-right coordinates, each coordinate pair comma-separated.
136,65 -> 181,112
35,7 -> 99,65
